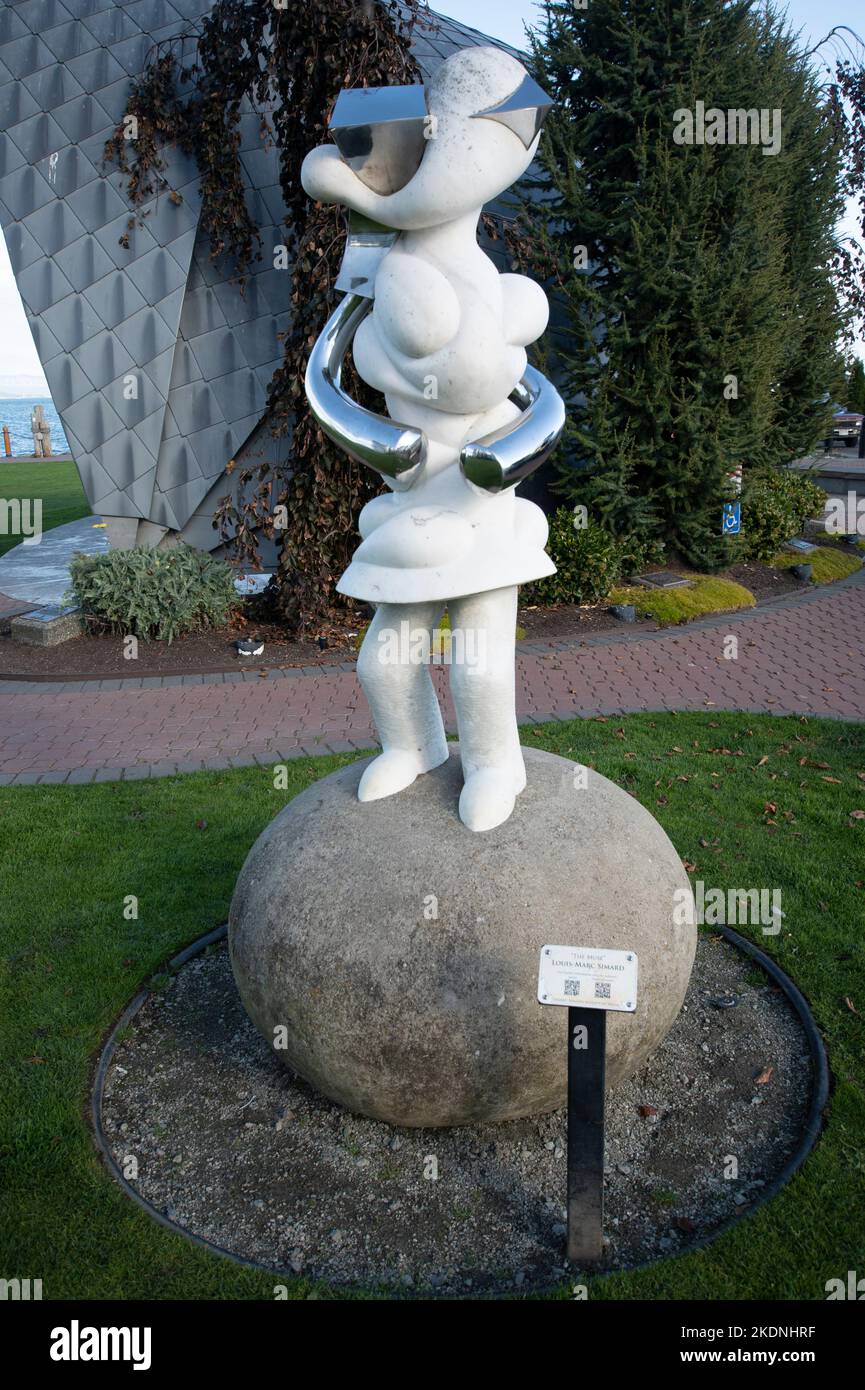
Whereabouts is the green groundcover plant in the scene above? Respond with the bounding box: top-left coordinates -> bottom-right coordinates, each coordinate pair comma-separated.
773,545 -> 862,584
611,575 -> 756,626
67,544 -> 238,643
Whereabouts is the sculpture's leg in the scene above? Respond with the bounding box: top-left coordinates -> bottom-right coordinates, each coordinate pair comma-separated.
356,601 -> 449,802
447,585 -> 526,833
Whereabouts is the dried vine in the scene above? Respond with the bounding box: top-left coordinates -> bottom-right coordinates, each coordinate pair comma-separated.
105,0 -> 426,634
829,59 -> 865,332
817,29 -> 865,336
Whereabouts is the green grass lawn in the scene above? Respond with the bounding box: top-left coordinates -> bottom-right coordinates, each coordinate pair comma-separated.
1,713 -> 863,1300
0,459 -> 89,557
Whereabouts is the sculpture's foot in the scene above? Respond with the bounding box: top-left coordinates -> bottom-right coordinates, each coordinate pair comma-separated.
358,746 -> 448,803
458,767 -> 519,833
513,755 -> 527,795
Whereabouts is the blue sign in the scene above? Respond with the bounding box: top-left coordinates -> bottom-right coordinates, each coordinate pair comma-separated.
722,501 -> 741,535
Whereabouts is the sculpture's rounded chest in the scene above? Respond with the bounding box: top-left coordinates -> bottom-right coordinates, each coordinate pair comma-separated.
355,241 -> 527,416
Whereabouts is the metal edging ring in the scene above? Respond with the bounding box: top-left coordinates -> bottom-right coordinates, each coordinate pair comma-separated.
89,923 -> 830,1298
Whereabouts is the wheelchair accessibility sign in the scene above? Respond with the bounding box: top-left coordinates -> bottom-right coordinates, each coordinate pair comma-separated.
722,501 -> 741,535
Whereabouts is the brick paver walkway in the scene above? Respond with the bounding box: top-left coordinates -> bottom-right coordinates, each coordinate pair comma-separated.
1,578 -> 863,783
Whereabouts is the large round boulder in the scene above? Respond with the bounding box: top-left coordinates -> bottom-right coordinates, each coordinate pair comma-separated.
229,746 -> 695,1127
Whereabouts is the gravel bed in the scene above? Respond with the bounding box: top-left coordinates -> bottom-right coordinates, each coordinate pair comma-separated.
100,934 -> 813,1296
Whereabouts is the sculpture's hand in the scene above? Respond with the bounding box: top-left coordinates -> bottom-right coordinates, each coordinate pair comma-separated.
460,368 -> 565,494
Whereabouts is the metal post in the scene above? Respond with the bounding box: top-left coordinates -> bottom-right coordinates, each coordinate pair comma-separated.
566,1006 -> 606,1265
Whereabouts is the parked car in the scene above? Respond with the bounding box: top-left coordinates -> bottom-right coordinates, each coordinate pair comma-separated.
832,410 -> 864,447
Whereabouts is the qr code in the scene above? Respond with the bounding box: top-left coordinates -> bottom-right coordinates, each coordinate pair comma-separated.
594,980 -> 612,999
564,978 -> 580,997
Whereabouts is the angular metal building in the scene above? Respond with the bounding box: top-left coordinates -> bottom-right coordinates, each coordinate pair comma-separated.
0,1 -> 513,551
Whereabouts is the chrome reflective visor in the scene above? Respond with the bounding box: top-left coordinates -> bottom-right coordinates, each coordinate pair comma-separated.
473,73 -> 553,149
328,71 -> 554,195
329,84 -> 429,196
328,73 -> 553,297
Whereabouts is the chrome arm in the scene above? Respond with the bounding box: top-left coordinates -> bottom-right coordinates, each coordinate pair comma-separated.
459,366 -> 566,494
304,293 -> 427,484
305,294 -> 565,494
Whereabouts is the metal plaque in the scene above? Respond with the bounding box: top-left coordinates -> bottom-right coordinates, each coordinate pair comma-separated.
538,946 -> 638,1012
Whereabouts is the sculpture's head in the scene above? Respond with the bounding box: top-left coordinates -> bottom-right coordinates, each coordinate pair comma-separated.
301,47 -> 551,231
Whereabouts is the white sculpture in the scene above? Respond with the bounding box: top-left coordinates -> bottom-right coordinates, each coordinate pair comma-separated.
302,48 -> 564,832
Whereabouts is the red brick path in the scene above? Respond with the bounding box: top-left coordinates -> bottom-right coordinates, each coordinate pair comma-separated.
1,582 -> 863,783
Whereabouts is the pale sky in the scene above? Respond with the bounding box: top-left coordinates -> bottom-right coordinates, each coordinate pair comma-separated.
1,0 -> 862,387
435,0 -> 864,60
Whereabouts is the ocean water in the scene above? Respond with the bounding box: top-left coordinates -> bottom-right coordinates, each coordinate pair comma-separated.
0,398 -> 69,456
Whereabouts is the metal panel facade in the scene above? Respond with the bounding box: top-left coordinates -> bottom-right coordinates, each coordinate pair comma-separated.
1,1 -> 504,548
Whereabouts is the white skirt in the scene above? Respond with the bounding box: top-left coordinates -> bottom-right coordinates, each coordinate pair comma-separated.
337,463 -> 555,605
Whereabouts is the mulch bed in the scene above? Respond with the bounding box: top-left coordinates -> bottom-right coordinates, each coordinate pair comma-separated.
0,618 -> 362,680
518,559 -> 804,645
0,600 -> 652,677
518,602 -> 655,643
726,561 -> 802,602
0,560 -> 833,680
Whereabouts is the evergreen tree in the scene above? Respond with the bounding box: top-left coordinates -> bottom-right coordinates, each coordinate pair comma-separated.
846,358 -> 865,412
526,0 -> 846,568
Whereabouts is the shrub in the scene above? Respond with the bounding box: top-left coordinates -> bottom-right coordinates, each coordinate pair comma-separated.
526,509 -> 664,606
740,469 -> 826,562
67,544 -> 238,643
616,528 -> 666,578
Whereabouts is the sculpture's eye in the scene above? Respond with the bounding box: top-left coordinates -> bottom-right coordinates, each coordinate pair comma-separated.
471,73 -> 553,150
329,85 -> 429,195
